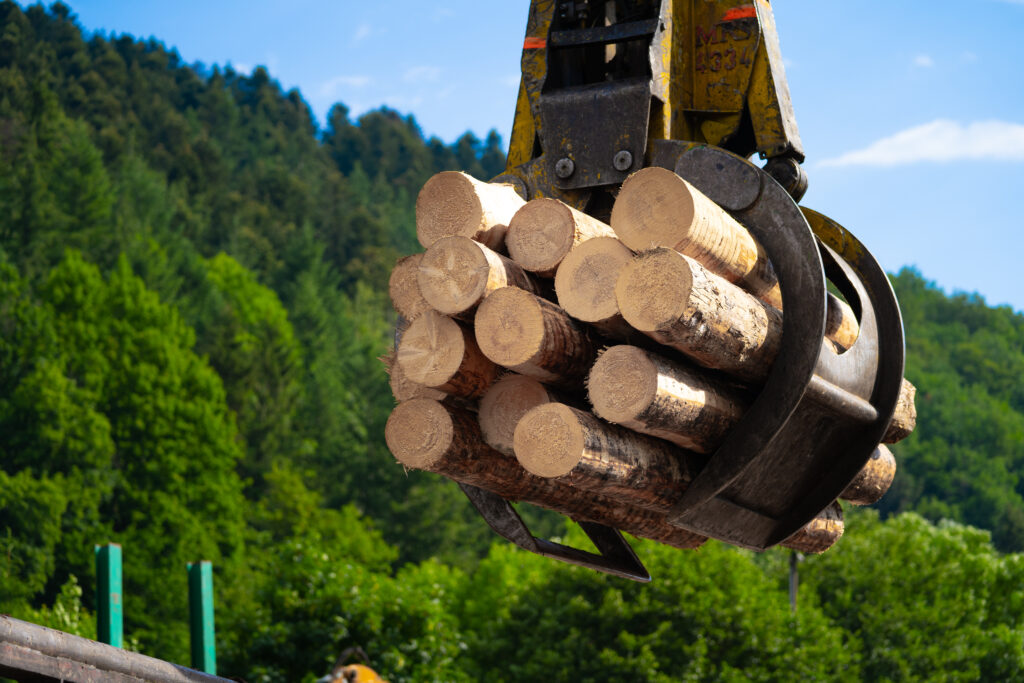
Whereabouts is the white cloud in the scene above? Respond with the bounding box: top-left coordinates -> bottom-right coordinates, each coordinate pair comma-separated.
913,54 -> 934,68
820,120 -> 1024,167
502,74 -> 521,88
353,23 -> 371,44
319,75 -> 372,97
403,65 -> 441,83
231,62 -> 252,74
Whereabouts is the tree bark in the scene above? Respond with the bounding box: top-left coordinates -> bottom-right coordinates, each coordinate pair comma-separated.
415,171 -> 525,250
781,501 -> 844,554
385,398 -> 706,549
396,311 -> 498,398
417,236 -> 543,319
507,198 -> 616,277
475,286 -> 599,386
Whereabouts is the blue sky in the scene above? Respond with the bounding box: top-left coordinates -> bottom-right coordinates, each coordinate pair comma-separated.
50,0 -> 1024,312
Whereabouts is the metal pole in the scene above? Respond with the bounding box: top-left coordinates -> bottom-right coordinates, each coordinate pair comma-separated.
95,543 -> 123,647
187,561 -> 216,675
788,550 -> 799,613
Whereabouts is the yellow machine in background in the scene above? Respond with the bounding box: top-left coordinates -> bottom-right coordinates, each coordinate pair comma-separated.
453,0 -> 906,577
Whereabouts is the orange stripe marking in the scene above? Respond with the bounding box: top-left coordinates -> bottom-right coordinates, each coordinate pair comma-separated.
722,5 -> 756,21
523,36 -> 546,49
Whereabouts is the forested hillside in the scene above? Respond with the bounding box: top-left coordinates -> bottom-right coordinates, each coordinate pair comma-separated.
2,3 -> 1024,681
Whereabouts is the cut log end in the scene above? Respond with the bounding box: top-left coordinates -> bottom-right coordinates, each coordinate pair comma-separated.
388,253 -> 431,320
841,445 -> 897,506
884,379 -> 917,443
506,198 -> 577,274
513,402 -> 586,478
396,312 -> 467,387
475,286 -> 547,367
385,398 -> 454,469
415,171 -> 523,250
611,167 -> 697,251
417,236 -> 492,315
555,236 -> 634,324
615,247 -> 692,332
478,374 -> 554,456
587,345 -> 658,424
385,351 -> 447,403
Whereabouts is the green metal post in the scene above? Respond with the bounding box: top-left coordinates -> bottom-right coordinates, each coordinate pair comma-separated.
187,561 -> 216,675
94,543 -> 123,647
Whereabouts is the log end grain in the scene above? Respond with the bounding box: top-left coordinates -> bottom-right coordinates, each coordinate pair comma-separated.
397,311 -> 467,387
415,171 -> 523,250
385,398 -> 455,470
388,253 -> 432,320
611,167 -> 697,252
417,236 -> 492,316
883,379 -> 917,443
513,402 -> 586,478
506,198 -> 577,275
478,374 -> 554,456
587,345 -> 659,425
474,286 -> 547,367
555,236 -> 634,324
384,351 -> 448,403
615,247 -> 692,333
841,444 -> 897,506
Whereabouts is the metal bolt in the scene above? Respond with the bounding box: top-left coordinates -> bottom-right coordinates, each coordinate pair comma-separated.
555,157 -> 575,179
613,150 -> 633,171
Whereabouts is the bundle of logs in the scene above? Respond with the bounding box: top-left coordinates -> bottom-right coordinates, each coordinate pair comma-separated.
384,168 -> 917,555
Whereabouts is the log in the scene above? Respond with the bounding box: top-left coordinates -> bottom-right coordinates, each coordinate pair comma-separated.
554,236 -> 637,339
611,167 -> 861,348
506,198 -> 616,277
383,351 -> 447,403
475,286 -> 599,386
478,374 -> 562,456
884,379 -> 917,444
396,311 -> 499,398
513,402 -> 840,551
385,398 -> 706,549
616,247 -> 783,383
417,236 -> 543,319
840,445 -> 896,505
781,501 -> 844,554
616,248 -> 918,440
388,253 -> 432,320
611,167 -> 781,307
587,345 -> 748,454
415,171 -> 525,250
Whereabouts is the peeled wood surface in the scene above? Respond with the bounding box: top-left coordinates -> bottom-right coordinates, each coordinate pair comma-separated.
781,501 -> 844,554
841,445 -> 897,505
588,345 -> 748,454
555,236 -> 637,339
478,374 -> 562,456
612,167 -> 781,308
385,399 -> 705,549
507,198 -> 616,276
396,311 -> 498,398
617,248 -> 782,382
825,294 -> 859,349
415,171 -> 525,250
388,253 -> 432,320
475,287 -> 598,386
417,236 -> 541,318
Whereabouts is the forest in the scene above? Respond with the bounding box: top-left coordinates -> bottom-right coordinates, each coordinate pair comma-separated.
2,3 -> 1024,681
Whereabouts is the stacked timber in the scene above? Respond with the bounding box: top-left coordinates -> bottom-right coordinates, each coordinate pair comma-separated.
382,168 -> 917,558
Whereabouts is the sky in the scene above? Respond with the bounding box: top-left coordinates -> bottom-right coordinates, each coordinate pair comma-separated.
44,0 -> 1024,312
